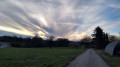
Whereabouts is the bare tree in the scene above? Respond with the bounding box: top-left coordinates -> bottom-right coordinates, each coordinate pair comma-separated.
48,35 -> 54,41
108,35 -> 119,42
81,35 -> 92,42
48,35 -> 54,48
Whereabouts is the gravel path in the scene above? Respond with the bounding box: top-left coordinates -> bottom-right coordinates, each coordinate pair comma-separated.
0,43 -> 8,48
66,49 -> 110,67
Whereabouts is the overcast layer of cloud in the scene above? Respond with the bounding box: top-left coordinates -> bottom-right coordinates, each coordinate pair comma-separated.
0,0 -> 120,40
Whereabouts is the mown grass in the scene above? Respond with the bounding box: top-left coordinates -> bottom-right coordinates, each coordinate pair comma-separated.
0,47 -> 86,67
96,50 -> 120,67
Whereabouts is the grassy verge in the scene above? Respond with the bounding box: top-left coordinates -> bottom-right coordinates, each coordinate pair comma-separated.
0,47 -> 86,67
96,50 -> 120,67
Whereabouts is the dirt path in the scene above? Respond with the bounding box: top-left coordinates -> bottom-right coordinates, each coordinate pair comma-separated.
66,49 -> 110,67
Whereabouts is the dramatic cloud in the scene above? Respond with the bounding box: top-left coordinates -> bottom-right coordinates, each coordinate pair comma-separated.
0,0 -> 120,40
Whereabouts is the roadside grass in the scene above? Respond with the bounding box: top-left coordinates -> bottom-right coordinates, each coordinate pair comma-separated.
96,50 -> 120,67
0,47 -> 86,67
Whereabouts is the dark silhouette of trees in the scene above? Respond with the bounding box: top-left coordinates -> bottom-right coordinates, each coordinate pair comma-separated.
105,33 -> 109,46
108,35 -> 119,42
55,38 -> 69,47
0,35 -> 70,48
47,36 -> 54,48
0,35 -> 43,48
31,36 -> 43,47
69,42 -> 80,48
80,35 -> 92,48
81,35 -> 91,42
92,26 -> 109,49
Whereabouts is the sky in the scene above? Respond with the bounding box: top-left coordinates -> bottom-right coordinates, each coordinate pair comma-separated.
0,0 -> 120,40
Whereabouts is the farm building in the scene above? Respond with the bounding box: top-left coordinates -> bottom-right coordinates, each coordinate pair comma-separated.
105,40 -> 120,56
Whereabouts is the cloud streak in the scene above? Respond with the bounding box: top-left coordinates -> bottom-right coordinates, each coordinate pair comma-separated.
0,0 -> 120,40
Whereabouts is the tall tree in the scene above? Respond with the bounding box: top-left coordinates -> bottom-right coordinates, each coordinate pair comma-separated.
105,33 -> 109,45
92,26 -> 105,49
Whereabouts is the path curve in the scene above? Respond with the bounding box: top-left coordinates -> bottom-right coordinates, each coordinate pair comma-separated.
66,49 -> 110,67
0,42 -> 8,48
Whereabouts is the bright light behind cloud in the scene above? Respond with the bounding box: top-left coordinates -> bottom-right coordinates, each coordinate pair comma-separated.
0,0 -> 120,40
0,26 -> 34,36
30,14 -> 48,27
37,31 -> 46,39
68,32 -> 87,40
39,16 -> 48,27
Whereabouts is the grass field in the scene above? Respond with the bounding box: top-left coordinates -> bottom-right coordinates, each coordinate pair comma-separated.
0,47 -> 86,67
96,50 -> 120,67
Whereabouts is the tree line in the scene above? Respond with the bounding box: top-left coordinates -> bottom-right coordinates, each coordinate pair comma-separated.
0,26 -> 119,49
78,26 -> 120,49
0,36 -> 69,48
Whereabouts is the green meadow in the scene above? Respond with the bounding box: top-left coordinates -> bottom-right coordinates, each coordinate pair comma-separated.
96,50 -> 120,67
0,47 -> 86,67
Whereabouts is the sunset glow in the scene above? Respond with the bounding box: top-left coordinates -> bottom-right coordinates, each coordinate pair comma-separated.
0,0 -> 120,40
0,26 -> 34,36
